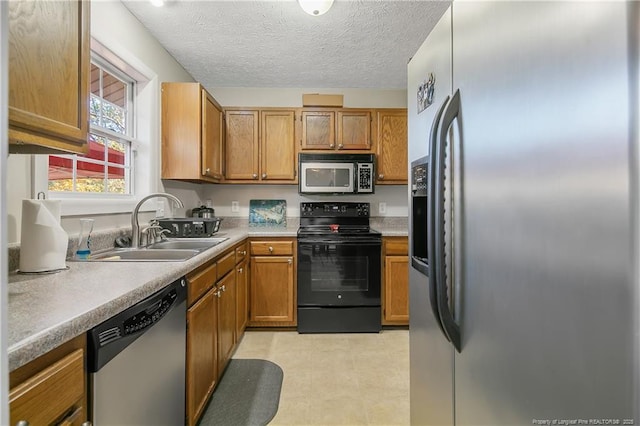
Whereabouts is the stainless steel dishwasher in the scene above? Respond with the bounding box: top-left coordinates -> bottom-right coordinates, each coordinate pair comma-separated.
87,277 -> 187,425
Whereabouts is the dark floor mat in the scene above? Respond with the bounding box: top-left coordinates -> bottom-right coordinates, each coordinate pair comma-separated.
198,358 -> 284,426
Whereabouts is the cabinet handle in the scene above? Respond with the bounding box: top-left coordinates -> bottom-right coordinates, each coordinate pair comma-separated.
16,421 -> 29,426
252,173 -> 258,179
215,290 -> 221,298
288,258 -> 292,265
221,285 -> 226,292
82,423 -> 93,426
378,174 -> 384,179
205,167 -> 211,175
262,173 -> 267,179
338,144 -> 344,149
238,267 -> 243,273
268,246 -> 273,253
241,250 -> 247,255
330,143 -> 335,148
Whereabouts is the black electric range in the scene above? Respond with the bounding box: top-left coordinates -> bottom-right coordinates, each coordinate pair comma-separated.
297,202 -> 382,333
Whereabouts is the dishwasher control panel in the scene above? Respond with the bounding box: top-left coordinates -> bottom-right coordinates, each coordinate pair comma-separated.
87,277 -> 187,372
123,290 -> 176,336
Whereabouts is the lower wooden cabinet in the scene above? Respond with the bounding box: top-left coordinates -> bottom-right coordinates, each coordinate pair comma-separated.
236,257 -> 249,337
383,237 -> 410,325
9,335 -> 88,426
216,270 -> 236,374
185,241 -> 247,426
186,285 -> 217,426
249,239 -> 296,326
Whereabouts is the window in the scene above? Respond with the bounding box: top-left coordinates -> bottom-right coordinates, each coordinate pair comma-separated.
48,56 -> 135,195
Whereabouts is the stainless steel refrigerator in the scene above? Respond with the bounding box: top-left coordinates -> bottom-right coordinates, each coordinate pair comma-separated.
408,3 -> 639,425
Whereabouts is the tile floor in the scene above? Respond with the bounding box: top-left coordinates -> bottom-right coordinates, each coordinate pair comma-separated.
232,329 -> 410,425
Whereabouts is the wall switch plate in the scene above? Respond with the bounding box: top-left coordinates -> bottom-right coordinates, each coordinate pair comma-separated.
378,202 -> 387,214
231,201 -> 240,213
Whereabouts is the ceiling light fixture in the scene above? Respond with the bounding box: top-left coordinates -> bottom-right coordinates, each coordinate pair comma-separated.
298,0 -> 334,16
150,0 -> 164,7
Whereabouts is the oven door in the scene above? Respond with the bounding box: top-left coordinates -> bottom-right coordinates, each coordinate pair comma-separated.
297,238 -> 381,306
299,162 -> 355,193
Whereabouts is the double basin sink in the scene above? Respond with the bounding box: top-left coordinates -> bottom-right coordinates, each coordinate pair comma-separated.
88,237 -> 229,262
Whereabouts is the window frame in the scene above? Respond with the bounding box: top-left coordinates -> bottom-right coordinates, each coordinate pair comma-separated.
32,38 -> 157,216
48,55 -> 136,196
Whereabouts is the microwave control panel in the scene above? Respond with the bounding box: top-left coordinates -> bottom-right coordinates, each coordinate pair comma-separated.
357,163 -> 374,193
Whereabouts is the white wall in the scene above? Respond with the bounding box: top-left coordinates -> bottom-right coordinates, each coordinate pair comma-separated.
202,184 -> 408,219
5,1 -> 196,243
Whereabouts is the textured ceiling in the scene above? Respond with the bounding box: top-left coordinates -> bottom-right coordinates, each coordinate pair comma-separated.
121,0 -> 450,90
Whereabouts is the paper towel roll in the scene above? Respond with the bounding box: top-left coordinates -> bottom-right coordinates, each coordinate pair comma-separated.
19,200 -> 69,273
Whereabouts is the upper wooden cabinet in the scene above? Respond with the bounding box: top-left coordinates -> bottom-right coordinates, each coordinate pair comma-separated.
337,110 -> 372,150
375,109 -> 408,184
299,109 -> 372,152
8,0 -> 90,154
301,110 -> 336,150
224,109 -> 297,183
161,82 -> 223,183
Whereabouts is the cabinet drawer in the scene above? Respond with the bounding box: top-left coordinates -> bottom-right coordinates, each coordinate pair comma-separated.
187,262 -> 217,306
235,243 -> 248,264
10,349 -> 84,426
250,241 -> 294,256
217,251 -> 236,280
385,238 -> 408,255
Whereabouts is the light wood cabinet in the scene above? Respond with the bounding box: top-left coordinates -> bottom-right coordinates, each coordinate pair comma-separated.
301,110 -> 336,150
216,270 -> 236,375
383,237 -> 410,325
9,335 -> 88,426
299,108 -> 372,152
186,263 -> 218,426
224,109 -> 297,183
8,0 -> 90,154
249,239 -> 296,326
224,110 -> 259,180
236,257 -> 249,339
161,82 -> 223,183
375,109 -> 408,184
337,110 -> 372,150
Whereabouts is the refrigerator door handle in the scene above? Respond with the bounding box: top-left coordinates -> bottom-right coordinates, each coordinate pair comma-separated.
434,89 -> 462,352
428,95 -> 451,341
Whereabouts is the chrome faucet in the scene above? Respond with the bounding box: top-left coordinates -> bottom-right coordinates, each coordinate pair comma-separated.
131,193 -> 184,249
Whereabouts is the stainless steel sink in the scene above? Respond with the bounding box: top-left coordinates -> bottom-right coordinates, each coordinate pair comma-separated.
87,237 -> 229,262
146,237 -> 229,251
89,248 -> 201,262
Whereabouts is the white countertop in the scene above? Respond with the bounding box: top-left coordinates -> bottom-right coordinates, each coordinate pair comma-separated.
7,223 -> 406,371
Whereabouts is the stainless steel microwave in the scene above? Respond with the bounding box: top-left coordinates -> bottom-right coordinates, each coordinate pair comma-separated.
298,153 -> 375,194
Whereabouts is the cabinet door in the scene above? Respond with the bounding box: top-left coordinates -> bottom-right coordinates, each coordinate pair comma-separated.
383,255 -> 409,325
225,110 -> 259,180
376,110 -> 408,183
8,0 -> 90,154
236,258 -> 249,339
162,82 -> 220,182
217,272 -> 236,375
301,110 -> 335,150
250,256 -> 295,323
261,110 -> 297,181
202,91 -> 223,180
336,110 -> 372,150
186,288 -> 217,426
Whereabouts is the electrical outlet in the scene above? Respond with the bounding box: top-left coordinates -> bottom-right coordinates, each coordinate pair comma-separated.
231,201 -> 240,213
378,202 -> 387,214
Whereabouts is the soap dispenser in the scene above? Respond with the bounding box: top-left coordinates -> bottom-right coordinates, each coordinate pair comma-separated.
75,218 -> 94,260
